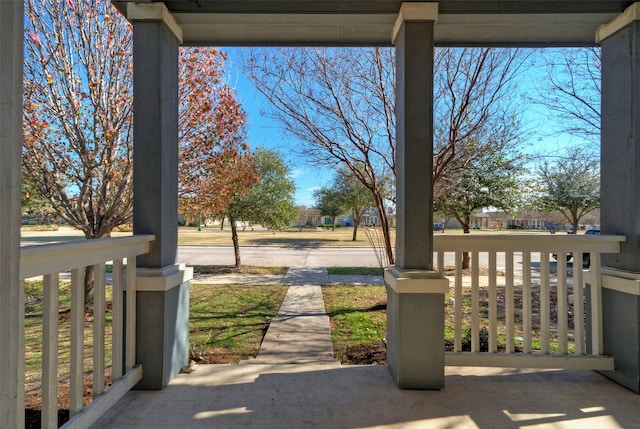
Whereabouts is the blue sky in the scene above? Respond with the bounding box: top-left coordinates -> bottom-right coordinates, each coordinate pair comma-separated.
223,47 -> 597,206
225,48 -> 330,206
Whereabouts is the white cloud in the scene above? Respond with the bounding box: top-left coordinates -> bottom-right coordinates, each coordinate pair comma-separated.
290,169 -> 304,178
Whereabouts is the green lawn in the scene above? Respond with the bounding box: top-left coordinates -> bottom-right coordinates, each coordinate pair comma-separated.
24,280 -> 114,401
327,267 -> 383,276
323,282 -> 573,360
322,284 -> 387,362
189,265 -> 287,275
189,283 -> 288,363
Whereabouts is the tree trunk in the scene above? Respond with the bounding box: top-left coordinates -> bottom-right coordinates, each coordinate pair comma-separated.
462,250 -> 470,270
83,231 -> 109,308
84,265 -> 94,309
220,217 -> 224,230
352,208 -> 361,241
331,217 -> 336,231
571,210 -> 579,233
230,216 -> 241,268
461,216 -> 471,269
372,191 -> 394,266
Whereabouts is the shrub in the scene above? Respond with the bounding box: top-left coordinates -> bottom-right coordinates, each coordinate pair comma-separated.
464,325 -> 489,351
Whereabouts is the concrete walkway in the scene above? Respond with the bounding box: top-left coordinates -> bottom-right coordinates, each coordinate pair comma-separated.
244,267 -> 338,364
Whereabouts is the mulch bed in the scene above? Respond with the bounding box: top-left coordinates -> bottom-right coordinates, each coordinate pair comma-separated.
341,339 -> 525,365
25,373 -> 112,428
344,344 -> 387,365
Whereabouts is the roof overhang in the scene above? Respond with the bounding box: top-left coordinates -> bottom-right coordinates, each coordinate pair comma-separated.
112,1 -> 635,47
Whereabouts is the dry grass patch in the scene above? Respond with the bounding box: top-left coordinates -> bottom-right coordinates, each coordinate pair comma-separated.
178,226 -> 393,247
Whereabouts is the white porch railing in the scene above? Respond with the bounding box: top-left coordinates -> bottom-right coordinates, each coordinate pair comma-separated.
433,233 -> 625,369
19,234 -> 154,429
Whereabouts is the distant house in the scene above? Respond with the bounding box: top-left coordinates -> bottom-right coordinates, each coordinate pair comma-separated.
473,210 -> 555,230
472,209 -> 600,231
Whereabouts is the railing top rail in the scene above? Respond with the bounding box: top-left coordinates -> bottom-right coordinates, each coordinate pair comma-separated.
433,233 -> 626,253
20,234 -> 155,279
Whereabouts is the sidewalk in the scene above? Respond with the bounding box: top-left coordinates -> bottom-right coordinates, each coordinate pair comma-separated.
243,267 -> 338,364
191,268 -> 384,286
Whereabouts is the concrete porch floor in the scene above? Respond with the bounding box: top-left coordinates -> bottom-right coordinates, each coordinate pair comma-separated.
92,364 -> 640,428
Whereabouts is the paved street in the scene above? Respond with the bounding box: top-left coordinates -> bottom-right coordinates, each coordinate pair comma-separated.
177,245 -> 383,267
21,227 -> 557,271
178,245 -> 554,271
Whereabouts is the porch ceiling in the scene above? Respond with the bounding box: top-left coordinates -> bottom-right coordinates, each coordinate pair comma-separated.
112,1 -> 634,46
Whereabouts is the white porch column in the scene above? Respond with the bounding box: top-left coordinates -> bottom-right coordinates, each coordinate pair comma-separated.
597,2 -> 640,393
129,3 -> 192,389
386,2 -> 448,389
0,1 -> 24,427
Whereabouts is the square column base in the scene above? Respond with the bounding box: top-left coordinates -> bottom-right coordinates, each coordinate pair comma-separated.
599,269 -> 640,393
384,267 -> 448,389
135,264 -> 193,389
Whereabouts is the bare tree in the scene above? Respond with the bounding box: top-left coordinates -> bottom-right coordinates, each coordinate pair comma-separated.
245,47 -> 396,263
24,0 -> 133,239
533,48 -> 601,152
433,48 -> 528,183
245,47 -> 528,266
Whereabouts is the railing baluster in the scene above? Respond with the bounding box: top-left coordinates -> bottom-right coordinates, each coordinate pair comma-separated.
522,252 -> 532,353
590,253 -> 603,355
69,267 -> 85,417
574,257 -> 585,355
489,251 -> 497,353
454,252 -> 462,352
541,251 -> 551,354
93,263 -> 106,397
42,273 -> 59,429
506,252 -> 514,353
437,251 -> 444,275
126,255 -> 137,370
471,250 -> 480,352
112,259 -> 124,381
17,281 -> 26,429
557,251 -> 569,354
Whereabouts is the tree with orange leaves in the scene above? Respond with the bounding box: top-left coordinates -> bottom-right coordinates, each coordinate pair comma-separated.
23,0 -> 252,303
23,0 -> 134,306
177,47 -> 258,250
